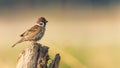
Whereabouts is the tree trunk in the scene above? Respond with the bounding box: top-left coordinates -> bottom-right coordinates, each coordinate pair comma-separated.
16,43 -> 61,68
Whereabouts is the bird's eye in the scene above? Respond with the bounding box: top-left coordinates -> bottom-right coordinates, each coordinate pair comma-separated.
39,22 -> 44,27
40,23 -> 43,25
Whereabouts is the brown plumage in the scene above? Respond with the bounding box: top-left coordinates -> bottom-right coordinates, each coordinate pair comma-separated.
12,17 -> 48,47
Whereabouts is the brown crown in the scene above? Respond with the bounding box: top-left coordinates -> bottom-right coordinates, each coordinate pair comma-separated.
37,17 -> 48,24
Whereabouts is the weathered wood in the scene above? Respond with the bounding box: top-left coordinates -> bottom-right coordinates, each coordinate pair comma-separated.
16,43 -> 60,68
49,54 -> 61,68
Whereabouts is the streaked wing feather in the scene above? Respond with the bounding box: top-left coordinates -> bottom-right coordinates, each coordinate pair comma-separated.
20,32 -> 25,37
21,25 -> 42,38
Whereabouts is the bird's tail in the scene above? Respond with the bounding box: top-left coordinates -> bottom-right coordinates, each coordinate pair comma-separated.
12,38 -> 24,48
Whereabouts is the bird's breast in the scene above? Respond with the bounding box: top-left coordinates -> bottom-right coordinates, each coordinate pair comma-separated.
34,28 -> 45,41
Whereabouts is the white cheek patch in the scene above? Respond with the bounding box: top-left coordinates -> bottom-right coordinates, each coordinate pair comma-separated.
40,22 -> 44,27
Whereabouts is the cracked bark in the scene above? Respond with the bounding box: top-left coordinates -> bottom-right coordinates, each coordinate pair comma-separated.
16,43 -> 61,68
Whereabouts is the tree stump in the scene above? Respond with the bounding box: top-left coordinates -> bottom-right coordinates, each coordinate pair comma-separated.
16,43 -> 61,68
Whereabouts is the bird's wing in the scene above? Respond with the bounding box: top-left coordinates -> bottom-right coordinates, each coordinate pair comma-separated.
20,32 -> 25,37
20,25 -> 42,38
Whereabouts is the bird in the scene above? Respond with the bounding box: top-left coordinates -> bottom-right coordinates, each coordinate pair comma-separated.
12,17 -> 48,47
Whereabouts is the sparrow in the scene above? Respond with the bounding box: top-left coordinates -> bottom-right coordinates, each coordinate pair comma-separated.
12,17 -> 48,47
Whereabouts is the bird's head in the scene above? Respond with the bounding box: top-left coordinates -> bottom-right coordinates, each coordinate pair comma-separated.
37,17 -> 48,27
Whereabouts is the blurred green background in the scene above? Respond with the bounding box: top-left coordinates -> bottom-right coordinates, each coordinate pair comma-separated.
0,0 -> 120,68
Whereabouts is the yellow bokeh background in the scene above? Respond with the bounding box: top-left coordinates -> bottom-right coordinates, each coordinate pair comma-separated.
0,1 -> 120,68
